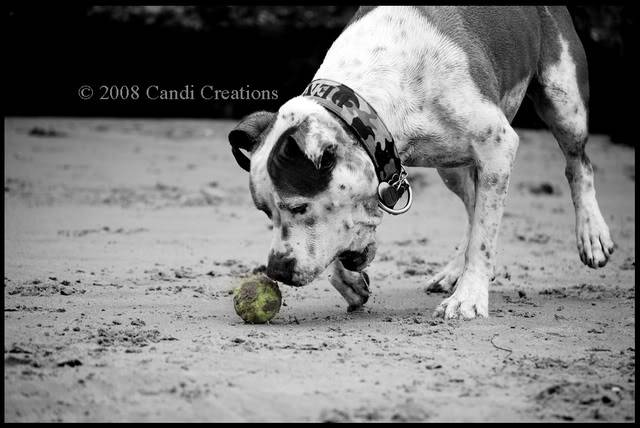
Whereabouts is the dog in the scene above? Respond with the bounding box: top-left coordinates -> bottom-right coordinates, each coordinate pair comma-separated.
227,6 -> 614,319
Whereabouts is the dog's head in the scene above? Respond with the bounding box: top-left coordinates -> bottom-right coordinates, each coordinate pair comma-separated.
228,96 -> 383,286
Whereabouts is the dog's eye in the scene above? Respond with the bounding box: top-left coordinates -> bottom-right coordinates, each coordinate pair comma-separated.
320,150 -> 336,170
290,204 -> 308,215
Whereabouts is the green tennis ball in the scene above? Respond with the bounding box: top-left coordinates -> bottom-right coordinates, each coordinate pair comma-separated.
233,274 -> 282,324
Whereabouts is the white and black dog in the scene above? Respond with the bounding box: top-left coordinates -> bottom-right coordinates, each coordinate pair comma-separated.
228,6 -> 614,319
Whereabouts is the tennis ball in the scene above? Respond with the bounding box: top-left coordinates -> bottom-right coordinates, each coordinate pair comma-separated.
233,274 -> 282,324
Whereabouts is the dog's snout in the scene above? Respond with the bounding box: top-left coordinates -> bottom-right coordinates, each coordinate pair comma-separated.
266,253 -> 296,284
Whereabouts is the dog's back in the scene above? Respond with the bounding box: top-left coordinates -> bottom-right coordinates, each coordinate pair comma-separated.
318,6 -> 587,128
342,7 -> 581,96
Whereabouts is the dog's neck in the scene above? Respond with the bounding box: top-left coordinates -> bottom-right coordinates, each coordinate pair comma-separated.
302,79 -> 402,184
302,80 -> 412,214
312,6 -> 471,157
312,73 -> 404,148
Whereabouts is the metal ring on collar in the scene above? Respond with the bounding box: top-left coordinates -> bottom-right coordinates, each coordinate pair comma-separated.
378,183 -> 413,215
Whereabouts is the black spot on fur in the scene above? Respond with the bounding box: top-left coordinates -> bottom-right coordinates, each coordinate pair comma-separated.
482,127 -> 493,140
480,243 -> 486,251
267,127 -> 334,197
363,199 -> 380,217
364,166 -> 375,182
478,171 -> 510,193
304,217 -> 316,227
281,224 -> 290,240
482,173 -> 499,187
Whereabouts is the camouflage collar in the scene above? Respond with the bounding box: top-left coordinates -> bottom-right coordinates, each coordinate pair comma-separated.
302,79 -> 412,214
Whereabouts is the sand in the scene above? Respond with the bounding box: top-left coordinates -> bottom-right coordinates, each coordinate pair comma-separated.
4,117 -> 635,422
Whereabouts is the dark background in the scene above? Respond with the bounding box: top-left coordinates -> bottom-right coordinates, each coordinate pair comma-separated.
5,5 -> 637,145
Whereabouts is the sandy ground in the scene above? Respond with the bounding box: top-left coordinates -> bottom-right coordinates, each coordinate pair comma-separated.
3,117 -> 635,422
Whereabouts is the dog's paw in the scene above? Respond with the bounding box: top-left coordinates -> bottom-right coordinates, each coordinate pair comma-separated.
347,302 -> 366,313
425,255 -> 465,293
576,210 -> 615,268
329,265 -> 371,312
345,272 -> 370,312
432,278 -> 488,320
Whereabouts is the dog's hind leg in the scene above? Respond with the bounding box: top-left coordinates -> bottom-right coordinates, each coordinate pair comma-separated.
528,8 -> 614,268
426,166 -> 476,293
327,260 -> 371,312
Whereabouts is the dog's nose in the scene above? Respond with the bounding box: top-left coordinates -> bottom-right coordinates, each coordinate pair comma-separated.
266,253 -> 296,284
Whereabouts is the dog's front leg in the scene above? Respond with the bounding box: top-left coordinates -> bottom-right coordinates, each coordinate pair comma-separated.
327,260 -> 371,312
434,123 -> 519,320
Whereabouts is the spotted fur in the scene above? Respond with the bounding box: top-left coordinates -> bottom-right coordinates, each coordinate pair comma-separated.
244,97 -> 382,287
229,5 -> 612,317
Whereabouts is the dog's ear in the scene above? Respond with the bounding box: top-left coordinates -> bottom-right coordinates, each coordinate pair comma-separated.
228,111 -> 276,172
267,128 -> 336,197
